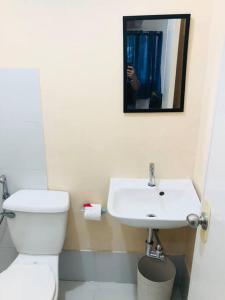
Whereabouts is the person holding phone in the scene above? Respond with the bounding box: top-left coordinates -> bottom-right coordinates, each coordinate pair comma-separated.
126,65 -> 140,109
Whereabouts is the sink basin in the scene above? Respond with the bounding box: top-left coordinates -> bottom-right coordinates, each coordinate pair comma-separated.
107,178 -> 200,229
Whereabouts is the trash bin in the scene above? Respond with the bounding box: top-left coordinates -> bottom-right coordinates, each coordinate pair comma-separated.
137,256 -> 176,300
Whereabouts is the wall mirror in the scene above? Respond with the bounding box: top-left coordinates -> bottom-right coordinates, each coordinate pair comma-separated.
123,14 -> 190,113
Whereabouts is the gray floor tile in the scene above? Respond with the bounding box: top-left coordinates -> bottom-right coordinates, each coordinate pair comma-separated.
59,281 -> 181,300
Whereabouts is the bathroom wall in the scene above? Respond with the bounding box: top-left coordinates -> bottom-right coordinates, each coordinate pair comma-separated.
0,0 -> 213,263
193,10 -> 225,198
0,69 -> 47,272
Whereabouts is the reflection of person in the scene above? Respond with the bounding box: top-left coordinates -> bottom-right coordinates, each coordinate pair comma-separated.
127,66 -> 140,91
126,66 -> 140,108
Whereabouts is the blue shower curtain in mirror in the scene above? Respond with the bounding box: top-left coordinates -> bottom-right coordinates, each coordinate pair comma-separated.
127,31 -> 163,107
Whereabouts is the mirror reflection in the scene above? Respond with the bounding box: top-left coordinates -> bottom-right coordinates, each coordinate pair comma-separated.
124,15 -> 190,112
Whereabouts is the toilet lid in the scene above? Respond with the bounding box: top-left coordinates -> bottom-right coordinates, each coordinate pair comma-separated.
0,264 -> 56,300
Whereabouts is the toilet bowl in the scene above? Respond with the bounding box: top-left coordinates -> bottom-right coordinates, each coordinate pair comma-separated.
0,190 -> 69,300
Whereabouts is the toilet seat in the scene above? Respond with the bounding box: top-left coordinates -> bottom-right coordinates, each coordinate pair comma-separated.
0,264 -> 56,300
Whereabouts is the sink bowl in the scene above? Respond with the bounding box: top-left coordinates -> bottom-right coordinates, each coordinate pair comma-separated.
107,178 -> 200,229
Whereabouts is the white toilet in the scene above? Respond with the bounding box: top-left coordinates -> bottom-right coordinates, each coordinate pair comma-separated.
0,189 -> 69,300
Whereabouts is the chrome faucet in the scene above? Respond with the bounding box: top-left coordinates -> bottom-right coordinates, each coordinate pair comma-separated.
148,163 -> 156,187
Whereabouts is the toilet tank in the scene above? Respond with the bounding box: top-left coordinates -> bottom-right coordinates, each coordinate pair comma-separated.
3,190 -> 70,255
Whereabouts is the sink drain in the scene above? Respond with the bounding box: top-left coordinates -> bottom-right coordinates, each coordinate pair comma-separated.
146,214 -> 156,218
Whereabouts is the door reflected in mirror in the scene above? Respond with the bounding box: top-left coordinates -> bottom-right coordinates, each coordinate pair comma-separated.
123,14 -> 190,112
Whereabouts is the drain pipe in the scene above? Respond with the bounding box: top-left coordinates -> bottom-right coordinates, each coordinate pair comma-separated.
146,228 -> 154,256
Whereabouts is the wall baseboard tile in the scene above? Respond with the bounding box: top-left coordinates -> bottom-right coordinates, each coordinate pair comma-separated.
59,250 -> 189,290
59,250 -> 143,284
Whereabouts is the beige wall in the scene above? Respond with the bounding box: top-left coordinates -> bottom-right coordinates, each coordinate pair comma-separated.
0,0 -> 213,255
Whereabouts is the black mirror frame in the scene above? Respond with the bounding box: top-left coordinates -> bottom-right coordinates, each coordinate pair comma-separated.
123,14 -> 191,113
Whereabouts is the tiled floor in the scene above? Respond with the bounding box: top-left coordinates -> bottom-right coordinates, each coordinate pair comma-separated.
59,281 -> 182,300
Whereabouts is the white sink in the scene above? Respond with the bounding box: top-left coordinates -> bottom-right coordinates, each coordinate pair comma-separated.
107,178 -> 200,229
